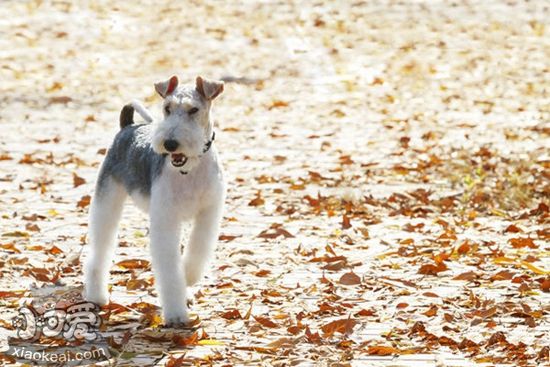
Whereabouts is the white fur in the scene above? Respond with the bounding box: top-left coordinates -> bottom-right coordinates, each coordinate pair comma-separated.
84,149 -> 225,324
130,99 -> 154,123
148,151 -> 224,323
84,177 -> 127,306
84,77 -> 225,325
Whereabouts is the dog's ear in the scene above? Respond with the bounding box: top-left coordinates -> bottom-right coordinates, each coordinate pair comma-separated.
195,76 -> 224,101
155,76 -> 179,98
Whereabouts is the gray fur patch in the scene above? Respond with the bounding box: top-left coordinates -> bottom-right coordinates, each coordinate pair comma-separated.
96,124 -> 165,197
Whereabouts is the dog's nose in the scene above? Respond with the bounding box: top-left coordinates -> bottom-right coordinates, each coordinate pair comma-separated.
164,140 -> 179,152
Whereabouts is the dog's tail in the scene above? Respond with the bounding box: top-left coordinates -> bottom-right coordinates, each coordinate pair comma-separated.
119,100 -> 154,129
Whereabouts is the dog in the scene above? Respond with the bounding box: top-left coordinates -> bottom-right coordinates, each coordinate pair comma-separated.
83,75 -> 226,326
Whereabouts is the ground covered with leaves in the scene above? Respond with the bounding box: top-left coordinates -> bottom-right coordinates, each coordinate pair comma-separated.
0,1 -> 548,366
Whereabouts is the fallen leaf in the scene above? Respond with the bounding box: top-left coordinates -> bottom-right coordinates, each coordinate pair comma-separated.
320,317 -> 358,337
2,232 -> 29,239
221,309 -> 242,320
77,195 -> 91,208
198,339 -> 225,346
248,191 -> 265,206
255,269 -> 271,277
509,237 -> 537,249
116,259 -> 151,270
418,262 -> 448,275
219,234 -> 240,242
173,331 -> 200,346
268,100 -> 289,109
49,96 -> 72,104
254,316 -> 278,328
453,271 -> 480,281
504,224 -> 523,233
73,173 -> 86,188
366,346 -> 399,356
339,271 -> 361,285
424,305 -> 438,317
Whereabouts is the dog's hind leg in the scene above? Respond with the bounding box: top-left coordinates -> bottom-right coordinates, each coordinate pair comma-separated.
183,202 -> 223,287
83,176 -> 127,305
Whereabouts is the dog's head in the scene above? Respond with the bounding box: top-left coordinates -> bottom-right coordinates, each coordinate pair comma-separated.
152,75 -> 224,171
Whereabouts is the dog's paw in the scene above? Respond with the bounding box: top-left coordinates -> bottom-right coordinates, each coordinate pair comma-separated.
164,313 -> 190,328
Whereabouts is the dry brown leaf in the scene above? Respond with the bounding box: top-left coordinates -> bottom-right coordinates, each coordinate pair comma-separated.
339,271 -> 361,285
366,346 -> 399,356
320,317 -> 358,336
219,234 -> 240,242
77,195 -> 91,208
0,243 -> 21,253
268,100 -> 289,109
25,223 -> 40,232
355,309 -> 376,316
423,305 -> 438,317
418,262 -> 448,275
47,245 -> 64,255
509,237 -> 537,249
490,270 -> 515,281
0,290 -> 25,298
254,316 -> 278,328
221,309 -> 242,320
126,278 -> 149,290
173,331 -> 200,346
267,337 -> 297,349
255,269 -> 271,277
116,259 -> 151,270
248,191 -> 265,206
49,96 -> 72,104
453,271 -> 480,281
257,223 -> 294,239
73,172 -> 86,188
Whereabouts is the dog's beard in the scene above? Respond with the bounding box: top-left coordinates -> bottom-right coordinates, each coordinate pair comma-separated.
170,153 -> 187,167
168,154 -> 200,172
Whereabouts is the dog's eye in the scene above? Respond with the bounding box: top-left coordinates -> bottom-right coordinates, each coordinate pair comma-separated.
164,105 -> 171,115
188,107 -> 199,115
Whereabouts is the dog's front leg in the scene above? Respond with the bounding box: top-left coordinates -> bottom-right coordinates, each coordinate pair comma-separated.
149,198 -> 188,326
183,202 -> 223,286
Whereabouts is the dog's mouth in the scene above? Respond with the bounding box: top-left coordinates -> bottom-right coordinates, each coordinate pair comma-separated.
170,153 -> 188,168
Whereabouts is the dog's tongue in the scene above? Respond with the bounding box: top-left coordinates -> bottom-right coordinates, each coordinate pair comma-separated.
171,153 -> 184,160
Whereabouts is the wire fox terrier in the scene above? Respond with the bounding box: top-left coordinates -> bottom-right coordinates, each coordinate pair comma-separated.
83,75 -> 226,326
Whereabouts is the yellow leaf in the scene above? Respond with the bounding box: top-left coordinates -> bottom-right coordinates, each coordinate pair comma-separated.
134,230 -> 146,238
520,261 -> 549,275
376,251 -> 397,260
2,231 -> 29,238
493,257 -> 516,265
490,209 -> 507,217
494,257 -> 549,275
198,339 -> 225,346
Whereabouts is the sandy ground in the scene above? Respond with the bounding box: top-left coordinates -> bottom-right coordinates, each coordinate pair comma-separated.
0,1 -> 548,366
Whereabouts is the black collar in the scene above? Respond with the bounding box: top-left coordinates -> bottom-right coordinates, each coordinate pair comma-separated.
180,131 -> 216,175
202,131 -> 215,154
